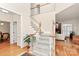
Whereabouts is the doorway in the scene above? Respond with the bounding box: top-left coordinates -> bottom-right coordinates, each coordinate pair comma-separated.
0,21 -> 10,43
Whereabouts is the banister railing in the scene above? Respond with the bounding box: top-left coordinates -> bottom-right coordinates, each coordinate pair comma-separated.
30,22 -> 41,35
31,15 -> 42,34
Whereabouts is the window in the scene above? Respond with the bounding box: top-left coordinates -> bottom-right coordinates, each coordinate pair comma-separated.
31,3 -> 51,16
31,4 -> 40,16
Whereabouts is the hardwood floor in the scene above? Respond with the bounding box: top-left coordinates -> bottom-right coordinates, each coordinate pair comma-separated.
56,40 -> 79,56
0,40 -> 29,56
2,39 -> 79,56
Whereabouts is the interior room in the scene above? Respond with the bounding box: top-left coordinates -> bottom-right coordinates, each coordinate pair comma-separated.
55,4 -> 79,56
0,21 -> 10,43
0,8 -> 11,45
0,3 -> 76,56
0,5 -> 28,56
0,7 -> 19,45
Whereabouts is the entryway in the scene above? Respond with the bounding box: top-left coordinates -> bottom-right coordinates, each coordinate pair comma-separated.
0,6 -> 22,49
0,21 -> 10,44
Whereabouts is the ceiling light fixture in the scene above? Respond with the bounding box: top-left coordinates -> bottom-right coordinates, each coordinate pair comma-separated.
1,9 -> 8,13
0,23 -> 4,25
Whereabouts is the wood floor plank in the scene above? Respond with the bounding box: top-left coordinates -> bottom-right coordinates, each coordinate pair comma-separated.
0,40 -> 29,56
56,40 -> 79,56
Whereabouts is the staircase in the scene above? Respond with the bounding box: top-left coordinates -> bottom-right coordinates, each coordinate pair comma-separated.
30,15 -> 54,56
30,3 -> 76,56
30,3 -> 56,56
31,16 -> 41,32
32,32 -> 54,56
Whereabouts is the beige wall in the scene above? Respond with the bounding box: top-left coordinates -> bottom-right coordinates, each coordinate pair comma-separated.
0,21 -> 10,33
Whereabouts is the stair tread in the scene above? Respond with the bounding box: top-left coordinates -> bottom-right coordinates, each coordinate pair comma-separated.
33,47 -> 50,54
33,50 -> 49,56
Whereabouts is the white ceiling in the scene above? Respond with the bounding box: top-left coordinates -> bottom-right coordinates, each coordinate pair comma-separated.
0,3 -> 30,15
0,7 -> 18,15
56,4 -> 79,21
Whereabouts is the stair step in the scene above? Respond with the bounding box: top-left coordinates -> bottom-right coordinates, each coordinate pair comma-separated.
34,44 -> 50,50
33,50 -> 49,56
38,39 -> 50,45
33,47 -> 50,54
39,37 -> 50,41
37,41 -> 50,46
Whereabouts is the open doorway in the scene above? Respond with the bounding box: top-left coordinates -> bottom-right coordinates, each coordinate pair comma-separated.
55,4 -> 79,56
0,21 -> 18,46
0,21 -> 10,44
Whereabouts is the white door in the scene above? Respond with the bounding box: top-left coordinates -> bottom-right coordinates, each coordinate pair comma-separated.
13,22 -> 17,43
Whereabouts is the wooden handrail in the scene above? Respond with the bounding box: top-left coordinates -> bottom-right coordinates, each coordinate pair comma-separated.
30,22 -> 41,36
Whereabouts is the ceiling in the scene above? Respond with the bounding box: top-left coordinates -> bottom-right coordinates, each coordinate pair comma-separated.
56,4 -> 79,21
0,7 -> 17,15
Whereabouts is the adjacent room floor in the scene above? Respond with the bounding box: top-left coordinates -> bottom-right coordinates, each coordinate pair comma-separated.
0,40 -> 29,56
56,40 -> 79,56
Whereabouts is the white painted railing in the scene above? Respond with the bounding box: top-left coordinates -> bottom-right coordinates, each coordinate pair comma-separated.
30,4 -> 55,56
30,32 -> 55,56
